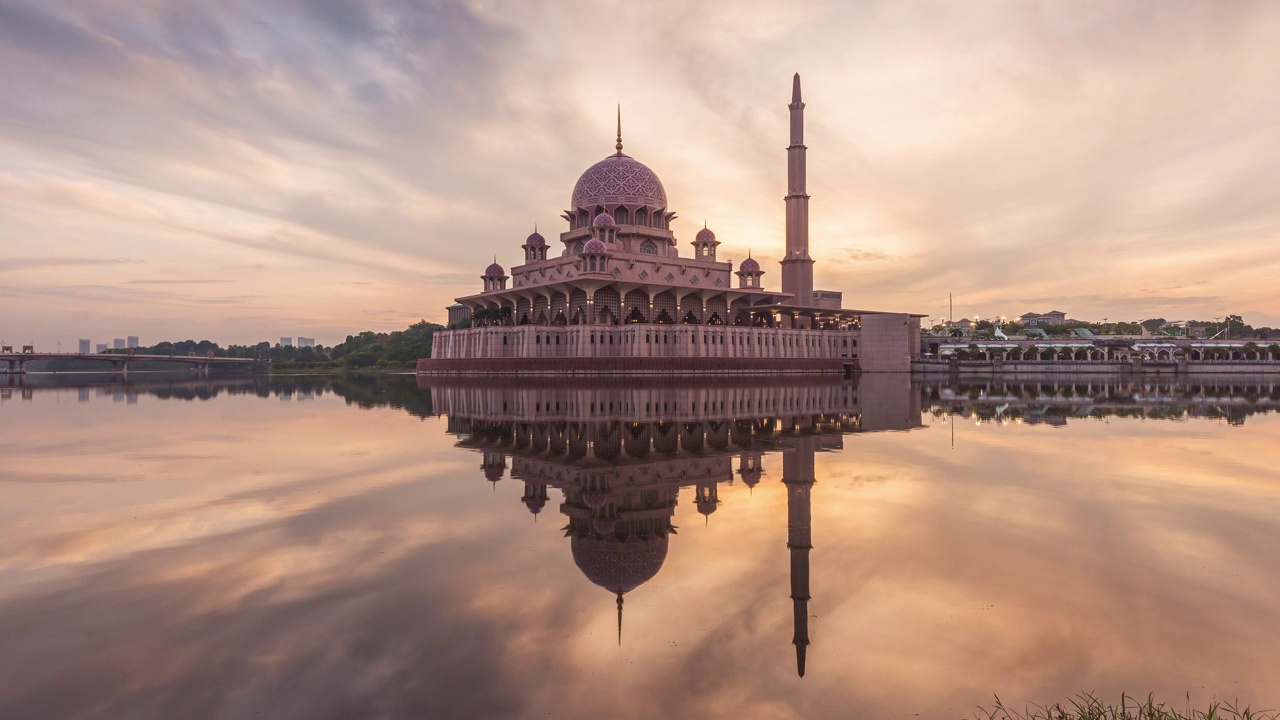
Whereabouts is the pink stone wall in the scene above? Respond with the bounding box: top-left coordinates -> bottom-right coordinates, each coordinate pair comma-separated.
417,356 -> 853,375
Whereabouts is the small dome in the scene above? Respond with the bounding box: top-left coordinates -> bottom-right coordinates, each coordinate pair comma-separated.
524,497 -> 546,514
525,231 -> 546,247
484,464 -> 504,482
739,467 -> 762,488
484,262 -> 505,277
592,212 -> 616,227
739,257 -> 760,273
696,227 -> 716,243
583,238 -> 607,254
592,517 -> 617,535
583,491 -> 608,508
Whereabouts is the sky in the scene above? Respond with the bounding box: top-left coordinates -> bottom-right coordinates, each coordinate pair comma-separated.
1,0 -> 1278,348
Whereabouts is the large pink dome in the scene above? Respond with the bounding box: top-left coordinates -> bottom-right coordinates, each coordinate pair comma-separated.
571,154 -> 668,211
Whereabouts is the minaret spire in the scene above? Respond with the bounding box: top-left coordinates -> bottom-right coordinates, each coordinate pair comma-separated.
615,105 -> 623,155
784,436 -> 816,678
781,73 -> 814,305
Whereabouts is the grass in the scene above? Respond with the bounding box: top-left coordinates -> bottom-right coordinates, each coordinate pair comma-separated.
975,693 -> 1277,720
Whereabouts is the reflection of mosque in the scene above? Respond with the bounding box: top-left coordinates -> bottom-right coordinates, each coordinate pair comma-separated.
432,378 -> 921,677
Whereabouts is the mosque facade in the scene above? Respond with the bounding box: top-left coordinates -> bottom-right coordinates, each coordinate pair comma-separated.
419,75 -> 922,375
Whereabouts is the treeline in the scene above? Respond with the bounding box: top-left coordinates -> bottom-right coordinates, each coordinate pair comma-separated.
132,320 -> 445,369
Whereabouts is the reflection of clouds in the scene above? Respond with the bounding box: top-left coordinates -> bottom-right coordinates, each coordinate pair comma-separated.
2,384 -> 1280,717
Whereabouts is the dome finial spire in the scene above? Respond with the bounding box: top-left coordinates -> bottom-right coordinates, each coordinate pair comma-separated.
616,592 -> 624,645
615,105 -> 623,155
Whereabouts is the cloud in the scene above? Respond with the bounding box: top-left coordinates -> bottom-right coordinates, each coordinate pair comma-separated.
0,258 -> 142,272
1,0 -> 1279,345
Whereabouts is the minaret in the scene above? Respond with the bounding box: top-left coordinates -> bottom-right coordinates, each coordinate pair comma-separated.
781,73 -> 814,306
783,435 -> 816,677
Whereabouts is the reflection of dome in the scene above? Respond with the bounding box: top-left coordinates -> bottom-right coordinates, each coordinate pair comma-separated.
572,155 -> 668,210
571,535 -> 669,594
526,231 -> 546,247
591,517 -> 617,535
524,496 -> 546,514
583,491 -> 607,508
592,212 -> 616,227
484,262 -> 505,277
739,467 -> 762,488
739,257 -> 760,273
583,238 -> 607,254
696,226 -> 716,243
484,464 -> 505,482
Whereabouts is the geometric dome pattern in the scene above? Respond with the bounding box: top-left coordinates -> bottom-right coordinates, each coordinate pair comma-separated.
571,534 -> 669,594
571,154 -> 667,211
739,257 -> 761,273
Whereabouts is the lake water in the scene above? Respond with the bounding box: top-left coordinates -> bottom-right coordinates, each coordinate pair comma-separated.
2,373 -> 1278,719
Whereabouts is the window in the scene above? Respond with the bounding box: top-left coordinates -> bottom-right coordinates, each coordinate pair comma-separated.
640,240 -> 658,255
574,241 -> 585,253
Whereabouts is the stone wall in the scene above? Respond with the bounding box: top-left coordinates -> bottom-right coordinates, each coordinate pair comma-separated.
417,356 -> 852,375
431,325 -> 859,362
858,313 -> 919,373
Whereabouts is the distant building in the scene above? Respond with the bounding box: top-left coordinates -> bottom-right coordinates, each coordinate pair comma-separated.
96,343 -> 108,354
280,337 -> 293,347
78,339 -> 90,355
297,337 -> 316,348
1018,311 -> 1067,327
945,318 -> 976,335
127,336 -> 139,349
113,338 -> 126,350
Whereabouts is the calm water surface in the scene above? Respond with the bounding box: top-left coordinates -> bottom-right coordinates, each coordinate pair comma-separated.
2,373 -> 1278,719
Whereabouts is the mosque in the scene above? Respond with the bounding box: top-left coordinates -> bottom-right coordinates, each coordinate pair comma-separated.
427,375 -> 922,677
419,75 -> 922,375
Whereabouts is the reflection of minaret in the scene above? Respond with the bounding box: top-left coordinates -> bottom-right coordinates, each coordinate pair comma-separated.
783,436 -> 816,677
781,73 -> 814,306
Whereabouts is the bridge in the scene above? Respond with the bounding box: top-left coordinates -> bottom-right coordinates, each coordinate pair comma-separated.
0,351 -> 261,375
